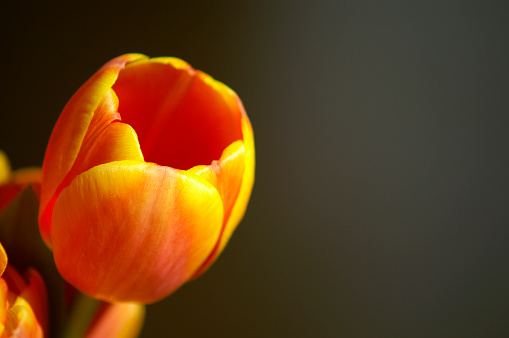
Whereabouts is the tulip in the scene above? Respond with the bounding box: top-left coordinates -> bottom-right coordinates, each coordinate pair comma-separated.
0,151 -> 42,213
0,243 -> 48,337
39,54 -> 255,303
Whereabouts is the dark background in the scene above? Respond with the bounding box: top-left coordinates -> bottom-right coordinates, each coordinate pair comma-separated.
2,1 -> 509,336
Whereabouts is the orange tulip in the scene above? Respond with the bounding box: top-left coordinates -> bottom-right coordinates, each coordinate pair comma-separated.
39,54 -> 255,303
0,243 -> 48,337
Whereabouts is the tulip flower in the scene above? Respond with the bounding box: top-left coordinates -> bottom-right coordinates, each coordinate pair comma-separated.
0,151 -> 42,213
0,242 -> 48,337
39,54 -> 255,303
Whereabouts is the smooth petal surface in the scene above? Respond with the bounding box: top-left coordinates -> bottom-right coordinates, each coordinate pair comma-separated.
189,99 -> 255,277
86,302 -> 145,338
112,58 -> 243,170
51,161 -> 223,303
40,88 -> 144,247
223,111 -> 255,249
112,58 -> 254,278
189,140 -> 245,277
39,54 -> 147,247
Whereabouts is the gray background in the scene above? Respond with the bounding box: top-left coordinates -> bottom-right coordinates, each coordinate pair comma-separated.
1,1 -> 508,336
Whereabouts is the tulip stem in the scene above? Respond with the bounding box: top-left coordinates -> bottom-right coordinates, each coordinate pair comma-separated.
62,292 -> 100,338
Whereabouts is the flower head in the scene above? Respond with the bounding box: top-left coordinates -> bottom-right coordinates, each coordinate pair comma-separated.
38,54 -> 254,303
0,243 -> 48,337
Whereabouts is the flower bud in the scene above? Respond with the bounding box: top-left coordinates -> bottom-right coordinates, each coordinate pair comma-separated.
39,55 -> 254,303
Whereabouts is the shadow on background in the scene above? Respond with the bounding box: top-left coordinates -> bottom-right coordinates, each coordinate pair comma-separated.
1,1 -> 509,336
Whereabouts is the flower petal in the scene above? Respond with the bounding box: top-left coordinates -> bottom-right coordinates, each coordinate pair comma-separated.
51,161 -> 223,303
5,298 -> 43,338
111,58 -> 194,150
0,244 -> 6,277
189,140 -> 245,277
189,99 -> 255,277
39,54 -> 147,247
112,58 -> 243,170
18,269 -> 48,337
39,88 -> 144,247
226,110 -> 255,245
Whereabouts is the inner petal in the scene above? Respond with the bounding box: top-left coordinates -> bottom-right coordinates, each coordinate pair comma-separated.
112,59 -> 243,170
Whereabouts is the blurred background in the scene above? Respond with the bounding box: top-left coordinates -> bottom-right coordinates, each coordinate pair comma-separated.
1,1 -> 509,336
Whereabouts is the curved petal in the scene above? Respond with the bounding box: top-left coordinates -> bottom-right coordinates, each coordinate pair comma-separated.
112,58 -> 243,170
112,57 -> 194,149
51,161 -> 223,303
86,302 -> 145,338
5,297 -> 44,338
189,140 -> 245,277
0,267 -> 45,338
226,110 -> 255,246
40,88 -> 144,247
39,54 -> 147,246
189,98 -> 255,277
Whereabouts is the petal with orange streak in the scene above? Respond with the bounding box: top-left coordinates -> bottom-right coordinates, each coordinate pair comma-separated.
112,57 -> 195,151
189,101 -> 255,277
39,89 -> 144,247
144,68 -> 244,170
51,161 -> 223,303
112,58 -> 243,171
86,302 -> 145,338
39,54 -> 148,244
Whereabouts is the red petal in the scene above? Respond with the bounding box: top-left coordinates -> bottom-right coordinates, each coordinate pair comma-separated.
112,58 -> 243,170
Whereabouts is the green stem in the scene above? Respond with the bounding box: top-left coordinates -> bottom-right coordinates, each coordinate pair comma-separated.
62,293 -> 100,338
